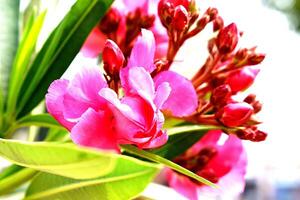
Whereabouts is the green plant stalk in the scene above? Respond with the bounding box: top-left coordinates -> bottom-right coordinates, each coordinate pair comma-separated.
121,145 -> 218,188
0,168 -> 37,195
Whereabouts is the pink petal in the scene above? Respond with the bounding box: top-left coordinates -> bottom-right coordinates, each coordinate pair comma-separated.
127,29 -> 156,73
99,88 -> 145,140
166,169 -> 199,200
62,66 -> 108,121
46,79 -> 75,130
214,149 -> 247,197
186,130 -> 222,156
99,88 -> 167,148
154,70 -> 198,117
121,95 -> 155,129
70,108 -> 119,151
154,82 -> 171,109
120,67 -> 155,104
81,27 -> 107,58
197,138 -> 247,197
141,130 -> 168,149
205,134 -> 245,177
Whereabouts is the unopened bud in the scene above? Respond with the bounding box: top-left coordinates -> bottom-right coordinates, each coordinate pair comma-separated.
197,15 -> 210,31
158,0 -> 175,28
211,84 -> 232,107
252,130 -> 267,142
226,67 -> 260,93
99,8 -> 121,34
206,7 -> 218,21
247,53 -> 265,65
172,5 -> 189,31
244,94 -> 256,104
213,16 -> 224,32
207,38 -> 217,54
102,40 -> 125,76
235,48 -> 248,61
236,129 -> 255,140
216,102 -> 254,127
216,23 -> 238,54
252,101 -> 262,113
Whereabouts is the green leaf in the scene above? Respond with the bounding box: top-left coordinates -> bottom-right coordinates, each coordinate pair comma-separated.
0,139 -> 156,180
0,0 -> 19,99
0,164 -> 23,180
25,164 -> 158,200
0,167 -> 37,195
16,114 -> 63,129
6,10 -> 46,116
150,125 -> 219,160
16,0 -> 114,118
122,145 -> 218,188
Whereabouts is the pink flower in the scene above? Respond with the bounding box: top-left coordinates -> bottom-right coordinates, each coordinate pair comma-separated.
121,29 -> 198,117
46,65 -> 168,151
46,29 -> 197,151
166,130 -> 247,200
81,0 -> 168,58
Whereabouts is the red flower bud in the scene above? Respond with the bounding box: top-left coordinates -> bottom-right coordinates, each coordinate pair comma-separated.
216,102 -> 253,127
102,40 -> 125,76
226,67 -> 260,93
216,23 -> 238,54
252,130 -> 267,142
247,53 -> 265,65
172,5 -> 189,31
244,94 -> 256,104
213,16 -> 224,32
206,7 -> 218,21
211,84 -> 232,107
99,8 -> 121,34
158,0 -> 175,28
236,127 -> 267,142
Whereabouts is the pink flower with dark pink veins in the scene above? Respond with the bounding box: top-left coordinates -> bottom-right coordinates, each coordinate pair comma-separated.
166,130 -> 247,200
46,29 -> 197,152
81,0 -> 168,59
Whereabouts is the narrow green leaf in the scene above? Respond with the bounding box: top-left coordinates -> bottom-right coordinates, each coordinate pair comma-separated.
0,164 -> 23,180
16,114 -> 63,129
0,167 -> 37,195
16,0 -> 114,118
150,125 -> 219,160
6,11 -> 46,116
122,145 -> 218,188
25,164 -> 158,200
0,0 -> 19,98
0,139 -> 156,180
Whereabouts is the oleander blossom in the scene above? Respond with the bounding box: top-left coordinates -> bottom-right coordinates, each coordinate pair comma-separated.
166,130 -> 247,200
46,29 -> 197,151
81,0 -> 168,58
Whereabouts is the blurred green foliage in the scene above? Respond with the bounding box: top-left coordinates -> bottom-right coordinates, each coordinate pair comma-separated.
265,0 -> 300,31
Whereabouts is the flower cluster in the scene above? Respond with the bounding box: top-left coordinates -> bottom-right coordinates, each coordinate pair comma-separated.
46,0 -> 267,199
